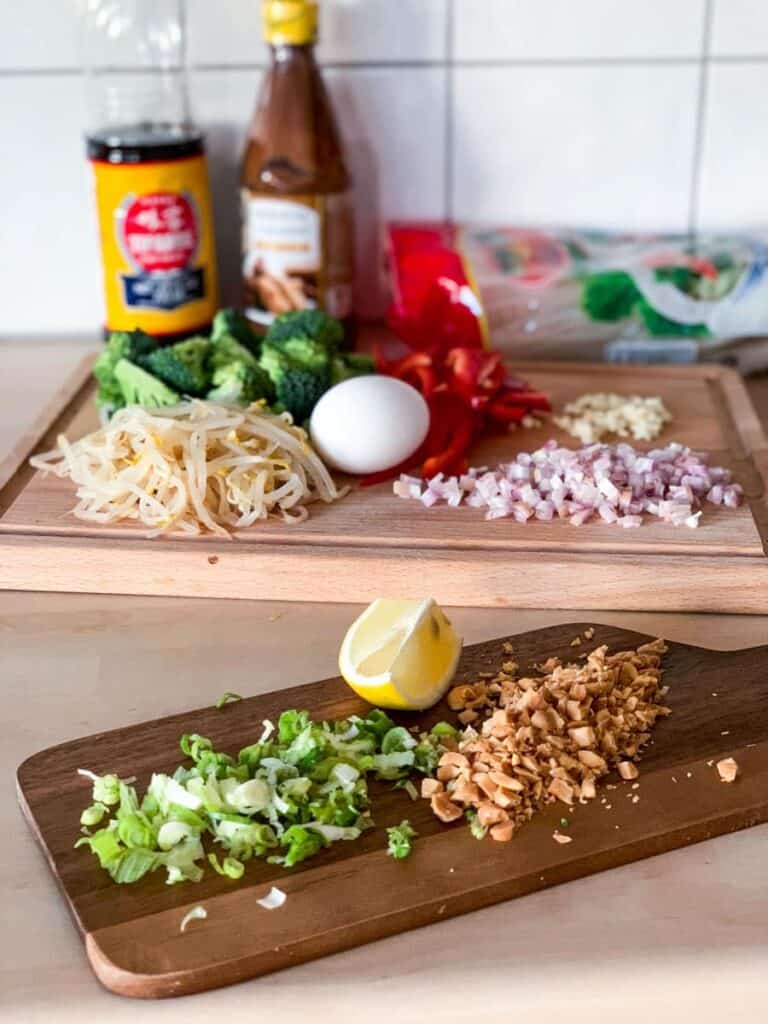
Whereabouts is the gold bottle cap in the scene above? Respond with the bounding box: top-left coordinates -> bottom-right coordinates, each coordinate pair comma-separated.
262,1 -> 318,45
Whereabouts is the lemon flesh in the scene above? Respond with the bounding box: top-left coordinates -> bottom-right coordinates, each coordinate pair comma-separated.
339,598 -> 462,710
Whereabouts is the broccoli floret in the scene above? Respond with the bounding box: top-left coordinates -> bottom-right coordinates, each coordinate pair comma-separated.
212,308 -> 260,355
259,342 -> 331,421
266,309 -> 344,353
207,361 -> 275,406
581,271 -> 640,323
113,359 -> 180,408
93,330 -> 157,409
275,368 -> 328,423
143,336 -> 211,396
262,337 -> 331,376
331,352 -> 375,385
209,334 -> 260,373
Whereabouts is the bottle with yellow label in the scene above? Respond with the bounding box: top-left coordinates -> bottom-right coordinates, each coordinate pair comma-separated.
241,0 -> 355,334
82,0 -> 219,341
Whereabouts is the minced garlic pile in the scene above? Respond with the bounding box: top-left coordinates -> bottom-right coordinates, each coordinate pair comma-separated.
554,392 -> 672,444
423,637 -> 670,842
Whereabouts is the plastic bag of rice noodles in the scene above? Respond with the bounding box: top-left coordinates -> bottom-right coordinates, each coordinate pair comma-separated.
385,222 -> 768,372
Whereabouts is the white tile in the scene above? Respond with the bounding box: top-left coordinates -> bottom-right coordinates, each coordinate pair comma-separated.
187,0 -> 266,67
451,64 -> 698,231
697,63 -> 768,228
327,67 -> 447,316
710,0 -> 768,57
0,1 -> 80,70
190,70 -> 262,307
319,0 -> 447,63
188,0 -> 446,67
0,76 -> 103,335
453,0 -> 705,60
192,67 -> 447,317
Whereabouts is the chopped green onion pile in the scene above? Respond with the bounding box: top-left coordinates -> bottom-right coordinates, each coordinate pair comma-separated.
75,709 -> 450,885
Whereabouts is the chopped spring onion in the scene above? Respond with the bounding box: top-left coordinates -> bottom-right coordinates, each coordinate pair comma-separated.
73,710 -> 455,886
80,802 -> 108,827
256,886 -> 287,910
216,691 -> 243,710
180,906 -> 208,932
386,820 -> 418,859
208,853 -> 245,879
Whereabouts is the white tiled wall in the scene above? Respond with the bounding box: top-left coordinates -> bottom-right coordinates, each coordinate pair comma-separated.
1,0 -> 766,335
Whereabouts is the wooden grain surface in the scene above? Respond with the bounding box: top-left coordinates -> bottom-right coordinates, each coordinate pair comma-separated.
1,359 -> 768,610
17,622 -> 768,999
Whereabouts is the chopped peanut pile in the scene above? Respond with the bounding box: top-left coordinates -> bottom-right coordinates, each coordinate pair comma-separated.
716,757 -> 738,783
425,638 -> 670,841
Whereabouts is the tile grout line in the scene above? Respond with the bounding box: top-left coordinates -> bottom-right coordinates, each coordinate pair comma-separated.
688,0 -> 714,238
444,0 -> 455,223
8,54 -> 768,79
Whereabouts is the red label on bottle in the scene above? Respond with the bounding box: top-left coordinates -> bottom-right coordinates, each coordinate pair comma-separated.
120,192 -> 199,273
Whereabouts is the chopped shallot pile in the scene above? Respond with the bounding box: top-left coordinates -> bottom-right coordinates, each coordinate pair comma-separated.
394,441 -> 743,529
423,637 -> 670,842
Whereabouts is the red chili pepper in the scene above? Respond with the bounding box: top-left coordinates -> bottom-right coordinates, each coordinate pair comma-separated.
487,388 -> 551,423
421,390 -> 474,478
445,347 -> 505,398
376,350 -> 438,397
370,340 -> 551,484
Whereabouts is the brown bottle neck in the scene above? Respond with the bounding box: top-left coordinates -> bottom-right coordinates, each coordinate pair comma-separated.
268,42 -> 318,67
243,38 -> 349,195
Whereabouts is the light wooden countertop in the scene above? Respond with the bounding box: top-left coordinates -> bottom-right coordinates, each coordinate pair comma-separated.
2,342 -> 767,1023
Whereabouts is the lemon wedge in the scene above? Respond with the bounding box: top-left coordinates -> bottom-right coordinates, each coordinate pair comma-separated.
339,598 -> 462,710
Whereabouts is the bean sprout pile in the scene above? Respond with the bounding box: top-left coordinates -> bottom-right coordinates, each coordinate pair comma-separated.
30,401 -> 343,537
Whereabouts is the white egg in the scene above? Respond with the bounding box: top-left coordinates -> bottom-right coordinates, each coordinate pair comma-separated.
309,375 -> 430,475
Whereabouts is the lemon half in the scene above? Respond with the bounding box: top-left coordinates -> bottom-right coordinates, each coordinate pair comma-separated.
339,598 -> 462,710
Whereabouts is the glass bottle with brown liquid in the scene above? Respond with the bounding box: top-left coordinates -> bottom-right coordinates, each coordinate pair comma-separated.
241,0 -> 354,333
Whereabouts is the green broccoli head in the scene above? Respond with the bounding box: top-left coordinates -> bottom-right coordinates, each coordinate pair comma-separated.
275,368 -> 328,423
331,352 -> 375,386
212,308 -> 260,355
262,336 -> 331,376
581,271 -> 641,323
93,330 -> 157,409
113,359 -> 180,409
259,342 -> 331,421
209,334 -> 260,373
266,309 -> 344,353
143,336 -> 211,396
207,361 -> 276,406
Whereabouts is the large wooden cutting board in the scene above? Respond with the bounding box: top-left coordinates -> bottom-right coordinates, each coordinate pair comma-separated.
1,356 -> 768,611
17,623 -> 768,999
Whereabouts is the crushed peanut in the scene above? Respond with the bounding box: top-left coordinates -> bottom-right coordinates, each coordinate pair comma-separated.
716,757 -> 739,783
553,831 -> 573,845
430,638 -> 669,842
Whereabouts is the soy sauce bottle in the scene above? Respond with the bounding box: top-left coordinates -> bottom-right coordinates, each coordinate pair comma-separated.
241,0 -> 354,332
82,0 -> 218,340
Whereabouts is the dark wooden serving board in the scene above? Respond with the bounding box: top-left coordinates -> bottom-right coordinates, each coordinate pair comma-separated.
17,623 -> 768,999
